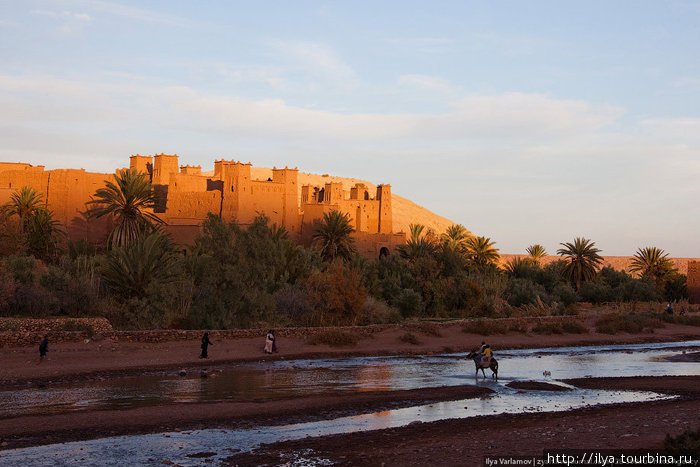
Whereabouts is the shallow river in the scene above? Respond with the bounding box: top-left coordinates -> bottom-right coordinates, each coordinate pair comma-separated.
0,340 -> 698,465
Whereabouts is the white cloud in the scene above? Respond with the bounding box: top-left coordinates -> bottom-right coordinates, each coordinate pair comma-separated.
268,40 -> 357,83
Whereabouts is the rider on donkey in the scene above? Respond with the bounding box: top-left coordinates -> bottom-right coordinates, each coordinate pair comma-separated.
479,341 -> 492,365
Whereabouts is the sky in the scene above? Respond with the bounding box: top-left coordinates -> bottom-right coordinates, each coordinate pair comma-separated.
1,1 -> 699,257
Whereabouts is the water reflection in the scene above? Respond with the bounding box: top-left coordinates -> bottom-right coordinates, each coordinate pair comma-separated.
0,388 -> 672,466
0,340 -> 698,419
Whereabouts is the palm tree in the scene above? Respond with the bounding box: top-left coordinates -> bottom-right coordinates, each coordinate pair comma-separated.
526,244 -> 547,264
312,210 -> 356,262
440,224 -> 471,254
556,237 -> 603,290
26,208 -> 65,260
398,223 -> 437,260
465,236 -> 500,267
629,246 -> 674,286
3,186 -> 44,232
101,232 -> 181,298
86,169 -> 163,248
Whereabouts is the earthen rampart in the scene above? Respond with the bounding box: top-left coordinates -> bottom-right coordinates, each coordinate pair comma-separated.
0,156 -> 405,257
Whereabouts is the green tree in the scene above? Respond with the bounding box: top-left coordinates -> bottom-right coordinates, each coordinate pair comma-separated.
3,186 -> 44,232
526,244 -> 547,264
465,236 -> 500,267
312,210 -> 356,262
557,237 -> 603,290
629,246 -> 675,287
440,224 -> 471,254
398,224 -> 437,261
86,169 -> 163,248
26,208 -> 65,261
101,232 -> 181,299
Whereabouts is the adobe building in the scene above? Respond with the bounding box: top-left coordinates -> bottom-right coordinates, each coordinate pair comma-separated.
687,261 -> 700,304
0,155 -> 405,258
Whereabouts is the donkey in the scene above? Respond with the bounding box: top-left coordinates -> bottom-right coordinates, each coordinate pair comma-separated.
467,351 -> 498,379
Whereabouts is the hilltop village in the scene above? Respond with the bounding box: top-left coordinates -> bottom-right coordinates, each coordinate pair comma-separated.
0,154 -> 406,258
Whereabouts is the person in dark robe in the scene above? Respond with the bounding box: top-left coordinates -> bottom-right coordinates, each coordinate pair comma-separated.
271,330 -> 277,353
39,335 -> 48,362
200,332 -> 213,359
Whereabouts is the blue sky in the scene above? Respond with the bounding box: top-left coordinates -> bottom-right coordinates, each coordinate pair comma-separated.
1,1 -> 699,256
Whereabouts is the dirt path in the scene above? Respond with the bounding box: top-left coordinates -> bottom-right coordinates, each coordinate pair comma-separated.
2,321 -> 699,386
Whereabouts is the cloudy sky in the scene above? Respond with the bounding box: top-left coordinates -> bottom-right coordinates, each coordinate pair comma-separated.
1,1 -> 699,256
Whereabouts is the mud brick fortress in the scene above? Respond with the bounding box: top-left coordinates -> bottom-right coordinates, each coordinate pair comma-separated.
0,154 -> 406,258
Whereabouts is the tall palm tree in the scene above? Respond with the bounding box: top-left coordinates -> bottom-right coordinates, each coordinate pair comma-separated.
526,244 -> 547,264
101,232 -> 181,298
312,210 -> 356,262
3,186 -> 44,232
26,208 -> 65,260
465,236 -> 500,267
440,224 -> 471,254
398,223 -> 437,260
86,169 -> 163,248
629,246 -> 674,286
557,237 -> 603,290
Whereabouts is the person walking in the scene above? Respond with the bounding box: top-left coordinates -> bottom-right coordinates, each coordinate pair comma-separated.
200,332 -> 213,359
39,335 -> 49,362
264,330 -> 275,354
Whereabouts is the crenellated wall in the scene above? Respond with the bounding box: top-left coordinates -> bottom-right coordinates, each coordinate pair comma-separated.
0,155 -> 403,258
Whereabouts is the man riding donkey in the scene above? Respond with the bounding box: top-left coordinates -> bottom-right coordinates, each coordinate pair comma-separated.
467,340 -> 498,378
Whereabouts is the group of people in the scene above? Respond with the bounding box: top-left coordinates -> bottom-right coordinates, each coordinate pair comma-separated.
197,330 -> 278,359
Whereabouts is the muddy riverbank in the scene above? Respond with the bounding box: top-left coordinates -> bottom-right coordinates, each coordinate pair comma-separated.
227,376 -> 700,466
2,319 -> 699,387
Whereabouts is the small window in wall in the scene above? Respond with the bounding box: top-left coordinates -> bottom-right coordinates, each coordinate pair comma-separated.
379,247 -> 390,259
231,186 -> 234,192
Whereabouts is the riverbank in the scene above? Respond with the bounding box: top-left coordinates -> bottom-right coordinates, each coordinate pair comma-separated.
1,318 -> 699,386
227,376 -> 700,466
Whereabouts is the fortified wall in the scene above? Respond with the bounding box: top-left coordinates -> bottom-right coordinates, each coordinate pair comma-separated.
0,155 -> 406,258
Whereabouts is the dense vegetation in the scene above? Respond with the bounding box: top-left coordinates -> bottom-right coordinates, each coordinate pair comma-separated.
0,175 -> 688,329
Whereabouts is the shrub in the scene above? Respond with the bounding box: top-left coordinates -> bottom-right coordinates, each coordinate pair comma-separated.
393,288 -> 425,318
306,329 -> 360,347
551,283 -> 579,306
399,332 -> 421,345
417,321 -> 442,337
357,297 -> 402,325
532,322 -> 564,334
302,264 -> 367,326
662,313 -> 700,327
505,278 -> 549,307
463,318 -> 508,335
594,312 -> 662,334
561,319 -> 588,334
273,284 -> 313,323
664,428 -> 700,454
508,321 -> 528,333
579,281 -> 614,304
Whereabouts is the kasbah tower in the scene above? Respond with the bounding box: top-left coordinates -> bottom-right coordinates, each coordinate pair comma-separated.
0,154 -> 406,259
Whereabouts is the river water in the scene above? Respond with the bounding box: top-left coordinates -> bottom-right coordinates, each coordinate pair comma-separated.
0,340 -> 698,465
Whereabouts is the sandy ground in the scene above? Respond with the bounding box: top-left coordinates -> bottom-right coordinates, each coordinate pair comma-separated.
2,320 -> 699,386
1,321 -> 699,461
229,377 -> 700,466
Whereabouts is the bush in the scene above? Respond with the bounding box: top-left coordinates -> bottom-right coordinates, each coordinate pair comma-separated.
664,428 -> 700,454
463,318 -> 508,335
306,329 -> 360,347
508,321 -> 528,333
662,313 -> 700,327
302,264 -> 367,326
561,319 -> 588,334
551,283 -> 579,306
273,284 -> 313,323
357,297 -> 402,325
594,312 -> 662,334
399,332 -> 421,345
505,278 -> 549,307
393,288 -> 425,318
579,281 -> 614,304
532,322 -> 564,334
417,321 -> 442,336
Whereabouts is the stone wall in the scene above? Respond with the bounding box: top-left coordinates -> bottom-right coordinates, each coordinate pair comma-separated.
0,315 -> 587,348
